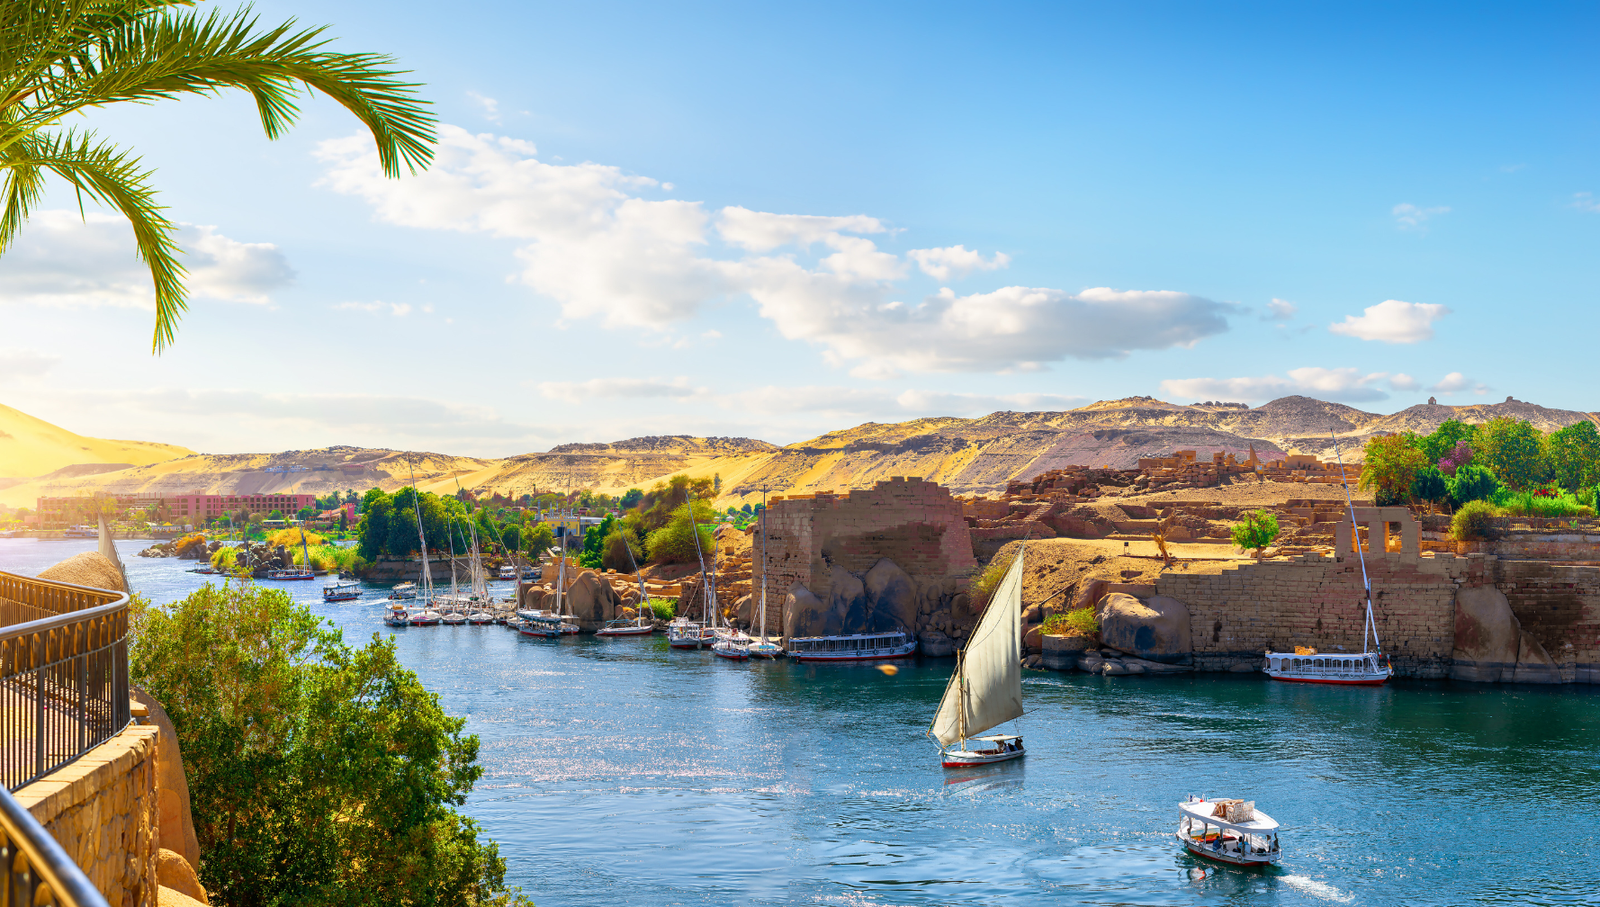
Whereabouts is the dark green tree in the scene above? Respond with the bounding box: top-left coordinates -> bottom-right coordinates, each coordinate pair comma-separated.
580,515 -> 615,569
1448,463 -> 1501,506
1410,465 -> 1449,512
1418,419 -> 1478,464
356,492 -> 391,560
645,500 -> 717,565
1545,421 -> 1600,492
620,488 -> 643,510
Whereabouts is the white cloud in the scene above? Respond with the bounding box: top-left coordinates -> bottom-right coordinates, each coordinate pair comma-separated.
0,348 -> 60,382
1264,298 -> 1297,321
1389,373 -> 1419,391
317,125 -> 1232,373
1428,372 -> 1488,395
0,210 -> 293,310
1572,192 -> 1600,213
1392,202 -> 1450,230
907,245 -> 1011,281
536,376 -> 704,403
467,91 -> 501,124
1160,367 -> 1409,404
337,300 -> 413,316
1329,299 -> 1449,343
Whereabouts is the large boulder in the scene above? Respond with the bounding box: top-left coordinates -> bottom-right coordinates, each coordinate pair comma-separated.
917,628 -> 956,657
156,849 -> 208,904
564,571 -> 621,631
827,565 -> 870,633
784,583 -> 838,641
37,551 -> 126,593
863,558 -> 917,633
734,593 -> 755,628
1098,593 -> 1192,663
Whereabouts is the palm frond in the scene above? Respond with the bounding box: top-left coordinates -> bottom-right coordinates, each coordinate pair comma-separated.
10,128 -> 186,352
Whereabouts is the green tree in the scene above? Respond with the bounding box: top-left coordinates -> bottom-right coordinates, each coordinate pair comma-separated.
356,491 -> 392,560
601,521 -> 644,572
1229,509 -> 1280,558
0,2 -> 434,352
645,500 -> 717,565
579,515 -> 614,569
1358,433 -> 1427,504
296,506 -> 315,521
338,510 -> 348,532
1544,421 -> 1600,492
1448,463 -> 1500,506
1410,465 -> 1449,512
129,582 -> 529,906
523,522 -> 554,558
1418,419 -> 1478,465
620,487 -> 643,510
1476,417 -> 1549,490
266,509 -> 284,521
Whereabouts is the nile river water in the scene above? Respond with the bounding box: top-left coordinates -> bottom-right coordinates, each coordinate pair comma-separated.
4,538 -> 1598,906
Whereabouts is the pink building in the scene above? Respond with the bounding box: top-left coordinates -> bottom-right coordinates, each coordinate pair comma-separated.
166,493 -> 318,522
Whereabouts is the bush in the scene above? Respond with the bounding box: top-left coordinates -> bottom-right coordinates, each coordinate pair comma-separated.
645,501 -> 717,565
969,550 -> 1015,610
300,543 -> 368,573
267,526 -> 327,548
647,597 -> 676,620
129,582 -> 530,907
1042,607 -> 1099,637
1450,500 -> 1501,541
1493,487 -> 1593,518
1229,510 -> 1280,557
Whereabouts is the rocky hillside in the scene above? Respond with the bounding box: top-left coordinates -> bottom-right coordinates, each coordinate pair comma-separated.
5,395 -> 1595,509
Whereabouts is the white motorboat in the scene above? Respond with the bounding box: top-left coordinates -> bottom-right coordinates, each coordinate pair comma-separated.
1176,797 -> 1281,866
711,629 -> 752,660
1265,434 -> 1394,686
929,544 -> 1025,768
384,604 -> 411,627
788,630 -> 917,662
388,581 -> 418,600
667,617 -> 715,649
322,581 -> 361,602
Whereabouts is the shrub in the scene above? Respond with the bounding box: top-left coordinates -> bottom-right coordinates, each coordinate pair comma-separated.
647,597 -> 676,620
1042,607 -> 1099,637
644,500 -> 718,564
1450,500 -> 1501,541
969,550 -> 1016,610
1448,463 -> 1500,506
267,526 -> 327,548
1229,510 -> 1280,557
1494,487 -> 1592,518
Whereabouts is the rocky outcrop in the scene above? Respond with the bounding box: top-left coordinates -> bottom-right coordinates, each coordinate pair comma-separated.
38,551 -> 126,592
781,558 -> 925,642
1450,586 -> 1559,683
783,583 -> 839,640
156,849 -> 208,904
1076,647 -> 1194,675
1097,593 -> 1192,663
564,571 -> 622,631
864,559 -> 917,633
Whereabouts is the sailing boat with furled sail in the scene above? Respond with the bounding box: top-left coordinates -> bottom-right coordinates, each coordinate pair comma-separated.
929,544 -> 1026,768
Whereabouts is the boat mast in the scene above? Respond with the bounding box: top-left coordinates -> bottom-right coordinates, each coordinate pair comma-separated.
407,456 -> 433,604
758,486 -> 768,642
687,489 -> 711,642
1330,432 -> 1381,656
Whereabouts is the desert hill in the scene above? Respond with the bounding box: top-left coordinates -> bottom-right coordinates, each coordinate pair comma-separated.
3,394 -> 1595,510
0,403 -> 193,482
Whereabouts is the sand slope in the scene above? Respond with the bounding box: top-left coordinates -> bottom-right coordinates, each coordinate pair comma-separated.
0,403 -> 193,480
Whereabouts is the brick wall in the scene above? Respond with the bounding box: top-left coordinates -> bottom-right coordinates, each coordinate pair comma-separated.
14,723 -> 161,907
1494,560 -> 1600,682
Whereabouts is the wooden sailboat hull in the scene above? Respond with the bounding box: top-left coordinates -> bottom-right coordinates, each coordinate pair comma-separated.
940,747 -> 1025,768
712,648 -> 749,660
595,625 -> 654,637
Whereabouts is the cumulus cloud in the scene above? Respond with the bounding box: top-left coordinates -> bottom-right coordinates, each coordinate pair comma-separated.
0,210 -> 293,310
316,125 -> 1232,373
1392,202 -> 1450,230
466,90 -> 501,124
1429,372 -> 1488,395
535,376 -> 703,403
907,245 -> 1011,281
1160,367 -> 1414,404
1264,298 -> 1297,321
1389,373 -> 1419,391
1329,299 -> 1449,343
0,348 -> 60,382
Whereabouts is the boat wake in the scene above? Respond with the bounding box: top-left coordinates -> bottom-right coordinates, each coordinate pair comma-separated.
1279,874 -> 1353,903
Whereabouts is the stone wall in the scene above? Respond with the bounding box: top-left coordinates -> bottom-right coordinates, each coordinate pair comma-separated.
763,477 -> 977,653
1494,560 -> 1600,682
14,723 -> 162,907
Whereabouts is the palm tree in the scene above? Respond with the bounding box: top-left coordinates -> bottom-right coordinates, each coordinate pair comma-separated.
0,0 -> 435,351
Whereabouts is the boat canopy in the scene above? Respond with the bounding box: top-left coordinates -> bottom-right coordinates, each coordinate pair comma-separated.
930,547 -> 1024,746
1178,800 -> 1280,834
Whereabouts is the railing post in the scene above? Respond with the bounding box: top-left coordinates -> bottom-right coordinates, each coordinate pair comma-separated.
33,666 -> 43,787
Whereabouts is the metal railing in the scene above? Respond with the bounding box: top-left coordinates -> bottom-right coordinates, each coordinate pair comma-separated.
0,784 -> 105,906
0,572 -> 130,791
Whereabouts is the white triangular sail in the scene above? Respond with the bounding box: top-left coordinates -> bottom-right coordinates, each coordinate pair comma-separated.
931,546 -> 1024,746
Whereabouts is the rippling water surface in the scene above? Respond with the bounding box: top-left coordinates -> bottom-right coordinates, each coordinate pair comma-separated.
6,538 -> 1599,905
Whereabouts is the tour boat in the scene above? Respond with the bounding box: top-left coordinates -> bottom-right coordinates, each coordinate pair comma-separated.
1265,434 -> 1394,686
388,581 -> 418,600
597,549 -> 655,637
409,608 -> 442,626
667,618 -> 715,649
518,611 -> 565,638
64,525 -> 97,539
265,566 -> 314,580
1176,797 -> 1281,866
930,544 -> 1025,767
322,581 -> 361,602
384,604 -> 410,627
789,629 -> 918,662
712,629 -> 752,660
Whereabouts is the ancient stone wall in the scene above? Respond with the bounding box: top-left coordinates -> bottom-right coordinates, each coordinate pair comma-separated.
14,723 -> 162,907
1493,560 -> 1600,682
763,477 -> 977,652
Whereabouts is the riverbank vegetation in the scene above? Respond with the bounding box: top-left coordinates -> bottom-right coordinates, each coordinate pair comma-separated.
130,582 -> 529,906
1362,418 -> 1600,509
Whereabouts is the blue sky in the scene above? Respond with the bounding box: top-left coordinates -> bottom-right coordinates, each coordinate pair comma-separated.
3,1 -> 1597,456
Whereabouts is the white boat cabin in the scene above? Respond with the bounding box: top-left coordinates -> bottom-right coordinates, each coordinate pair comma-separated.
1264,650 -> 1392,684
1176,797 -> 1281,866
788,630 -> 916,661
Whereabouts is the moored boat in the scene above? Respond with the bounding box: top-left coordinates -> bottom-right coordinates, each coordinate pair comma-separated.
711,629 -> 752,660
409,608 -> 442,626
384,604 -> 411,627
468,610 -> 495,625
265,566 -> 314,580
323,581 -> 361,602
749,500 -> 783,658
929,544 -> 1025,768
788,630 -> 917,662
667,617 -> 715,648
1176,797 -> 1281,866
388,581 -> 418,600
597,538 -> 655,637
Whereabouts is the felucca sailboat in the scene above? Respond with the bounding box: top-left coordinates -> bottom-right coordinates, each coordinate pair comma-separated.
1264,435 -> 1394,685
748,501 -> 782,658
929,545 -> 1026,768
